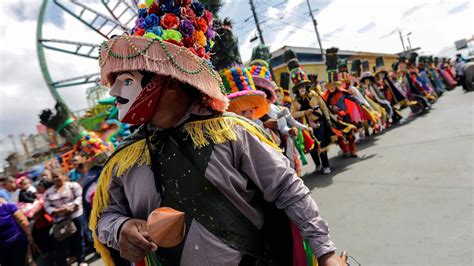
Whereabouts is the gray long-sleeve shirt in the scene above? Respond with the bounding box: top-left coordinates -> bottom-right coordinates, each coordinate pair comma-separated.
96,108 -> 336,265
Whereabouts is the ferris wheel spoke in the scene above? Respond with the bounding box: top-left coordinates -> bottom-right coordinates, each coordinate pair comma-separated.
102,0 -> 137,27
129,0 -> 139,9
40,39 -> 100,59
52,73 -> 100,89
53,0 -> 130,39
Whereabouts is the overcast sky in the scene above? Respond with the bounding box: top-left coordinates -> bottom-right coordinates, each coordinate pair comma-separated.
0,0 -> 472,159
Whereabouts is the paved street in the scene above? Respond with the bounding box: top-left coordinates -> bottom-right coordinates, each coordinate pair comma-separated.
90,88 -> 473,266
303,88 -> 474,266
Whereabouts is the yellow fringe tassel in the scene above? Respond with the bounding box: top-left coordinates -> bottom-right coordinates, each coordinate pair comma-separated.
184,116 -> 281,152
89,139 -> 150,266
90,116 -> 280,265
184,116 -> 237,148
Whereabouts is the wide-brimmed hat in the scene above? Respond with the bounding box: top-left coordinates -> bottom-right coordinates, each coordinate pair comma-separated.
221,66 -> 269,119
248,44 -> 276,103
248,65 -> 276,103
99,1 -> 228,113
360,71 -> 376,84
227,90 -> 269,119
374,56 -> 388,77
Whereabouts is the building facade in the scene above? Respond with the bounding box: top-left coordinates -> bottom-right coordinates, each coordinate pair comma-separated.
267,46 -> 399,87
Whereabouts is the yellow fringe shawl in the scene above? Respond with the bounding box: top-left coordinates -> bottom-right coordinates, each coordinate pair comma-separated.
89,116 -> 280,266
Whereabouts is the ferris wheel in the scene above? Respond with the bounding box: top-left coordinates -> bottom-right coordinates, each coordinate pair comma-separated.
36,0 -> 139,115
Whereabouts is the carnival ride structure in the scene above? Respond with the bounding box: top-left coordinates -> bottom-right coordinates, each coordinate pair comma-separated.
36,0 -> 137,166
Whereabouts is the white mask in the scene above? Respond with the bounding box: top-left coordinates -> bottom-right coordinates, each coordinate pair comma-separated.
109,71 -> 144,122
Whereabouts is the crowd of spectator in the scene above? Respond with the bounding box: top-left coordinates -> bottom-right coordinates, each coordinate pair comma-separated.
0,153 -> 105,266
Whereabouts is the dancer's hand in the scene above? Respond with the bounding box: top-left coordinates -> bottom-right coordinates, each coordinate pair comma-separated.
318,252 -> 345,266
263,119 -> 278,130
119,218 -> 158,262
289,127 -> 298,136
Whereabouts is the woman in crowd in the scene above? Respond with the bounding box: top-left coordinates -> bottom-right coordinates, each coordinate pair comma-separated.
19,177 -> 37,203
44,168 -> 87,266
33,179 -> 55,258
0,196 -> 34,266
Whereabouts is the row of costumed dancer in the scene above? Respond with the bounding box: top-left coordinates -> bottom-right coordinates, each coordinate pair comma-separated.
219,43 -> 457,175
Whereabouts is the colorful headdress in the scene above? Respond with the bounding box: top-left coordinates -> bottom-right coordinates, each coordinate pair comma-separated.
283,49 -> 312,92
308,73 -> 318,85
426,56 -> 435,69
212,19 -> 268,119
325,47 -> 340,85
351,59 -> 362,77
374,56 -> 388,77
360,71 -> 376,84
359,60 -> 376,84
220,67 -> 255,94
418,55 -> 430,69
221,67 -> 269,119
398,56 -> 408,73
362,60 -> 370,72
391,62 -> 399,72
226,90 -> 269,119
249,44 -> 276,103
407,52 -> 418,68
375,56 -> 385,70
211,17 -> 242,71
279,72 -> 292,104
280,72 -> 290,90
337,58 -> 350,82
99,1 -> 228,113
250,44 -> 271,68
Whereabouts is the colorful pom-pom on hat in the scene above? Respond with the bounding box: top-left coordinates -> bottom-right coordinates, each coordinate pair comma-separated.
248,44 -> 276,103
283,50 -> 312,93
99,0 -> 229,113
247,65 -> 276,103
220,66 -> 269,119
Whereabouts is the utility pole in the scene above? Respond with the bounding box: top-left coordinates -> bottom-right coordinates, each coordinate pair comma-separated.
249,0 -> 265,45
406,32 -> 413,50
306,0 -> 325,62
399,30 -> 406,53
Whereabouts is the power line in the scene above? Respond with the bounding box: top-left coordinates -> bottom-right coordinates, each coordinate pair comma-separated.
306,0 -> 325,61
249,0 -> 266,45
258,1 -> 309,21
262,1 -> 289,9
266,18 -> 314,33
232,15 -> 253,25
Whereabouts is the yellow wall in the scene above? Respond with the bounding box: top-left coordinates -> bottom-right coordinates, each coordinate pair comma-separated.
272,53 -> 399,88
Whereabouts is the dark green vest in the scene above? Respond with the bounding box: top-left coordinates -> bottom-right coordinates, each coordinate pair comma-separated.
112,116 -> 293,265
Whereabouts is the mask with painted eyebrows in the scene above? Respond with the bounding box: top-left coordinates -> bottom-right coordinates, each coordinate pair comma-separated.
109,71 -> 144,122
